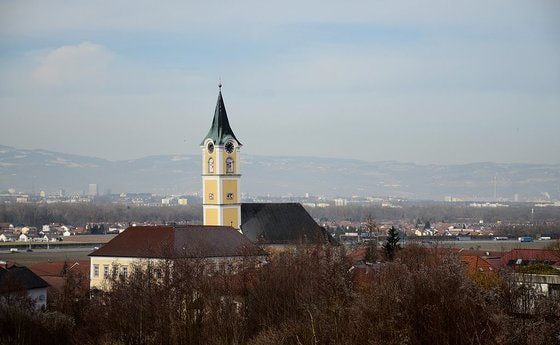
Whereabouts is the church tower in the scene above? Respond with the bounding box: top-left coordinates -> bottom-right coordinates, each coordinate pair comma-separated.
201,84 -> 242,228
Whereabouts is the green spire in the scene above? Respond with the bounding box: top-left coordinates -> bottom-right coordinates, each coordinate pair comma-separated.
201,85 -> 241,146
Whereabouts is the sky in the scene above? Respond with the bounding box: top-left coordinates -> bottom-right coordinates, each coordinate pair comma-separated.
1,0 -> 559,165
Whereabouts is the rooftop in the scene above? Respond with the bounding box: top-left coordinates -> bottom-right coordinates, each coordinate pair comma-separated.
201,87 -> 241,146
0,266 -> 49,293
90,225 -> 266,259
241,203 -> 334,245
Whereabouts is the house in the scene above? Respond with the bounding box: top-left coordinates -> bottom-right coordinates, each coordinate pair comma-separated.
511,273 -> 560,298
0,262 -> 50,309
18,233 -> 29,242
0,233 -> 17,242
37,233 -> 62,242
30,260 -> 90,293
89,225 -> 267,290
499,249 -> 560,270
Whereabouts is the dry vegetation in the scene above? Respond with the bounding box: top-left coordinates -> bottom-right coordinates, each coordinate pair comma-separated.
1,246 -> 560,345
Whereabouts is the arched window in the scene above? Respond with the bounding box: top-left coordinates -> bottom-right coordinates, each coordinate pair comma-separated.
226,157 -> 234,173
208,158 -> 215,173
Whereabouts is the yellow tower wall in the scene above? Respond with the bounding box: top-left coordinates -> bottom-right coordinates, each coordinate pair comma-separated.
222,179 -> 239,204
204,208 -> 219,225
223,207 -> 240,228
203,179 -> 218,204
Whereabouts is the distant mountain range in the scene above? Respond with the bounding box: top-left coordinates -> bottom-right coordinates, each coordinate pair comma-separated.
1,144 -> 559,201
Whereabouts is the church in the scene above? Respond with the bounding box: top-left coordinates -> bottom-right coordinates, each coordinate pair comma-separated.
89,85 -> 331,289
200,84 -> 331,247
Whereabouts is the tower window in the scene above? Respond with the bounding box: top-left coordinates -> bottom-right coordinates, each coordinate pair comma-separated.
209,193 -> 214,200
226,158 -> 234,173
208,158 -> 215,173
227,193 -> 233,200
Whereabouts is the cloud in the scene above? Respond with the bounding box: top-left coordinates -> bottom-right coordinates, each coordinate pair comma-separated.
31,42 -> 114,87
2,0 -> 558,38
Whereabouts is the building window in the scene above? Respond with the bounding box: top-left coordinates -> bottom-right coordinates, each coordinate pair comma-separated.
209,192 -> 214,200
227,193 -> 233,200
208,158 -> 214,173
226,158 -> 234,173
122,265 -> 128,278
112,266 -> 118,277
103,265 -> 109,278
93,264 -> 99,277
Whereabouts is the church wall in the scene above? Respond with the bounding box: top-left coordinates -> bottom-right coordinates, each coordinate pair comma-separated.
203,179 -> 218,204
204,207 -> 219,225
90,255 -> 265,290
221,179 -> 239,204
90,256 -> 162,290
223,207 -> 240,228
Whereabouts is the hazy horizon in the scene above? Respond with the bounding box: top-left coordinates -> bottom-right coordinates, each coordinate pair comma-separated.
3,143 -> 560,166
1,1 -> 559,165
1,144 -> 559,201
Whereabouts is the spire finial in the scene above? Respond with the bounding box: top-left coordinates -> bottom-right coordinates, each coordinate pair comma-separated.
218,77 -> 222,89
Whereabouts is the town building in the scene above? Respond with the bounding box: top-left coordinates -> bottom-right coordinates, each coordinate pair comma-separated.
0,262 -> 49,310
89,225 -> 266,289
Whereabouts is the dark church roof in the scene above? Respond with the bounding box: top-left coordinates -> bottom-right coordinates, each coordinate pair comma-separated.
240,203 -> 333,245
0,266 -> 49,293
89,225 -> 266,259
201,87 -> 241,146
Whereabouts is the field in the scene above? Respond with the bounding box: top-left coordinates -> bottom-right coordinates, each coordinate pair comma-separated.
0,248 -> 95,265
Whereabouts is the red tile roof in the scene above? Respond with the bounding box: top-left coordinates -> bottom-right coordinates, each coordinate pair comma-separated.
30,260 -> 89,277
460,255 -> 494,272
500,249 -> 560,268
89,225 -> 266,259
30,260 -> 90,291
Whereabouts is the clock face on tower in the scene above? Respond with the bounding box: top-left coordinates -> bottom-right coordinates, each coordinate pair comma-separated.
225,141 -> 235,154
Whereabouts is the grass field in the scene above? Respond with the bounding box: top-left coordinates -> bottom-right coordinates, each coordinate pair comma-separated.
0,249 -> 94,265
